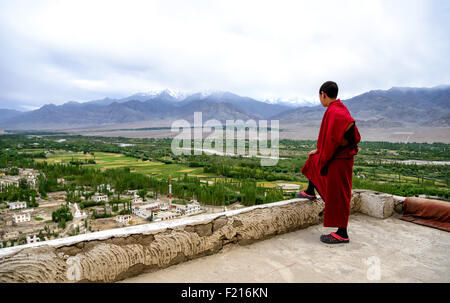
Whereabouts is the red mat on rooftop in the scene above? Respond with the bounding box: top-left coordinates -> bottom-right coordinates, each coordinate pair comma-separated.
400,197 -> 450,232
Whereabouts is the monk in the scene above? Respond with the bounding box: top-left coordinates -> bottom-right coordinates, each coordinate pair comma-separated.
298,81 -> 361,244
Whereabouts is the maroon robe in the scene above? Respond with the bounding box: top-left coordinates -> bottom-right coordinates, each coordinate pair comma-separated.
301,99 -> 361,227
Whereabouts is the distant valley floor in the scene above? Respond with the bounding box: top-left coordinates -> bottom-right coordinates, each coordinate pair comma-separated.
56,126 -> 450,144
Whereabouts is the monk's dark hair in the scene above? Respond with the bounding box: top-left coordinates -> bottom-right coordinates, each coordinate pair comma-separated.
319,81 -> 338,99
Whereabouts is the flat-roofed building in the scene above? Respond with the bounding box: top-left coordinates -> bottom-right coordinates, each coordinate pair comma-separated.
8,201 -> 27,210
26,234 -> 40,244
154,211 -> 179,221
132,202 -> 159,218
176,202 -> 202,215
13,213 -> 31,223
115,215 -> 134,224
93,195 -> 108,202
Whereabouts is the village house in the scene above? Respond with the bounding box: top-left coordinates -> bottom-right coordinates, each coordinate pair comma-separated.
26,234 -> 40,244
97,184 -> 113,192
13,213 -> 31,223
93,195 -> 109,203
132,202 -> 159,218
25,176 -> 37,189
8,201 -> 27,210
153,211 -> 179,222
158,201 -> 170,211
115,215 -> 134,224
0,178 -> 19,187
176,202 -> 202,215
21,169 -> 39,189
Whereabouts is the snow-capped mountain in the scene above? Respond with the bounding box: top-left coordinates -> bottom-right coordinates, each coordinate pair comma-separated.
130,88 -> 189,101
261,97 -> 318,107
2,86 -> 448,130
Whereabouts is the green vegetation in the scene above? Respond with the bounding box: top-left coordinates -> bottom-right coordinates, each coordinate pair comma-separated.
147,211 -> 153,222
0,134 -> 448,209
52,205 -> 73,228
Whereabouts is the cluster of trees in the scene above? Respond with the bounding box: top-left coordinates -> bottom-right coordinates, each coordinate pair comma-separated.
69,158 -> 96,165
203,163 -> 296,181
51,205 -> 73,228
0,183 -> 39,207
5,167 -> 19,175
89,199 -> 133,219
168,175 -> 284,206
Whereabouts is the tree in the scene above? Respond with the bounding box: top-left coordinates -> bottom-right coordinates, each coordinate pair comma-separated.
114,179 -> 126,200
19,178 -> 28,190
138,189 -> 147,201
38,230 -> 44,241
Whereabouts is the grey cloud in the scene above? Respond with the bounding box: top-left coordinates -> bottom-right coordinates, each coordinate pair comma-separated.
0,0 -> 449,110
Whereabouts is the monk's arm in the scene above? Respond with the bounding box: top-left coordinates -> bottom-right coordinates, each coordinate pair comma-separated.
340,122 -> 355,146
318,118 -> 354,175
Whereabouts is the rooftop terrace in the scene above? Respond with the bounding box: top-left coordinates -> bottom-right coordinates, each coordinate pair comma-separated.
123,212 -> 449,283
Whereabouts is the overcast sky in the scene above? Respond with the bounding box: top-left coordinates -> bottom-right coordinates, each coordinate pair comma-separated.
1,0 -> 449,110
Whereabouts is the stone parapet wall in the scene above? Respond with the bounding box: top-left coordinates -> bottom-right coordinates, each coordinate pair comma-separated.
0,190 -> 405,282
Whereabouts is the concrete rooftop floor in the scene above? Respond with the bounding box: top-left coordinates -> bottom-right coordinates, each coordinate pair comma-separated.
122,213 -> 450,283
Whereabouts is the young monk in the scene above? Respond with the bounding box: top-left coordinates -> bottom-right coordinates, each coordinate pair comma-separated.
298,81 -> 361,244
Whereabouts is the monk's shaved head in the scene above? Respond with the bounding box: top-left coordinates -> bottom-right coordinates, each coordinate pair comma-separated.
319,81 -> 338,99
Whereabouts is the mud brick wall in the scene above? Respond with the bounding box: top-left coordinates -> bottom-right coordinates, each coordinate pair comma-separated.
0,191 -> 402,282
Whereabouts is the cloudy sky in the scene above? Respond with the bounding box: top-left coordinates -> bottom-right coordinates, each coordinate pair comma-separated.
1,0 -> 449,110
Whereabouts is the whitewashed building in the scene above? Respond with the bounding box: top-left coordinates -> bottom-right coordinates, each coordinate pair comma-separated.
9,201 -> 27,210
186,202 -> 201,215
132,202 -> 159,218
176,202 -> 202,215
0,178 -> 19,187
115,215 -> 134,224
93,195 -> 108,202
26,234 -> 40,244
159,201 -> 170,211
154,211 -> 179,222
13,213 -> 31,223
97,184 -> 113,192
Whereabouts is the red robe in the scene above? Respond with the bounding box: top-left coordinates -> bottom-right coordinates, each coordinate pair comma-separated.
301,99 -> 361,228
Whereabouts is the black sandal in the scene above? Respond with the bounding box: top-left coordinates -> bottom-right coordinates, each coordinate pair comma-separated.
296,190 -> 317,200
320,232 -> 350,244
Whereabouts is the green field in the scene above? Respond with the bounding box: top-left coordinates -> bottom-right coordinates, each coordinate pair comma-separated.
38,151 -> 205,177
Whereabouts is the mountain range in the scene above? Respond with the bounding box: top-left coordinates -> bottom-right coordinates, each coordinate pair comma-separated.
0,86 -> 449,130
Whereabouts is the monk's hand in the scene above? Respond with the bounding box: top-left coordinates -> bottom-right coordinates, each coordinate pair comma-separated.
309,149 -> 318,156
